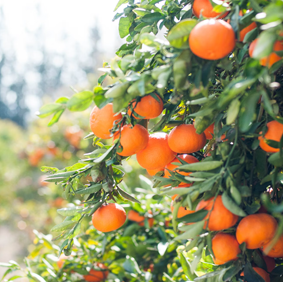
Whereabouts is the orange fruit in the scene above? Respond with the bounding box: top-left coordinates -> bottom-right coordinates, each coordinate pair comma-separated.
90,103 -> 122,139
196,195 -> 239,231
128,94 -> 163,119
258,120 -> 283,153
83,263 -> 109,282
114,124 -> 149,156
139,211 -> 154,227
64,127 -> 82,148
262,235 -> 283,258
92,203 -> 126,232
164,154 -> 199,186
189,19 -> 235,60
168,124 -> 206,154
128,210 -> 145,223
29,148 -> 45,166
262,255 -> 276,272
241,267 -> 270,282
147,168 -> 163,176
136,132 -> 176,170
236,214 -> 277,249
239,22 -> 257,42
249,39 -> 283,68
212,233 -> 240,265
57,254 -> 68,269
170,201 -> 194,218
192,0 -> 228,19
203,123 -> 215,140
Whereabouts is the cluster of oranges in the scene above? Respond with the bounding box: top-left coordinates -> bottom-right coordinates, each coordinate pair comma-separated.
188,0 -> 283,68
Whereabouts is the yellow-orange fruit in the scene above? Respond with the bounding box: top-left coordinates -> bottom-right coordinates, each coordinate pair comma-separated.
114,124 -> 149,156
83,263 -> 109,282
258,120 -> 283,153
239,22 -> 257,42
212,233 -> 240,265
192,0 -> 228,19
189,19 -> 236,60
168,124 -> 206,154
249,39 -> 283,68
92,203 -> 126,232
128,210 -> 145,223
196,195 -> 239,231
236,214 -> 277,249
170,201 -> 194,218
90,103 -> 122,139
263,235 -> 283,258
136,132 -> 176,170
128,94 -> 163,119
146,168 -> 164,176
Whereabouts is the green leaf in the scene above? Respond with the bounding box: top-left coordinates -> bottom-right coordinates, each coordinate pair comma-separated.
226,98 -> 240,125
50,221 -> 75,232
75,183 -> 102,194
178,161 -> 223,172
268,152 -> 283,167
117,186 -> 141,203
243,262 -> 265,282
252,31 -> 277,59
119,17 -> 131,38
105,82 -> 130,98
93,145 -> 115,163
239,92 -> 261,132
48,109 -> 65,126
176,210 -> 208,224
222,191 -> 247,217
140,33 -> 160,48
167,19 -> 197,49
140,12 -> 164,24
174,220 -> 204,240
37,104 -> 63,118
57,207 -> 84,216
179,252 -> 197,280
114,0 -> 128,11
66,91 -> 93,111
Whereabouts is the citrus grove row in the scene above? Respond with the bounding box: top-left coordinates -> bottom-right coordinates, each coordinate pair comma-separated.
2,0 -> 283,281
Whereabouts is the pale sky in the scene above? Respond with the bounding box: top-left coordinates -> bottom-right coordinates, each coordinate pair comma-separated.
0,0 -> 126,116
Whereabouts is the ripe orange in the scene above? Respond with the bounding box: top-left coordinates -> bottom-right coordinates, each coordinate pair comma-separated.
241,267 -> 270,282
262,235 -> 283,258
236,214 -> 277,249
196,195 -> 239,231
29,148 -> 45,167
170,201 -> 194,218
64,127 -> 82,148
92,203 -> 126,232
146,168 -> 163,176
168,124 -> 206,154
262,255 -> 276,272
128,94 -> 163,119
203,123 -> 215,140
164,154 -> 199,186
128,210 -> 145,223
139,211 -> 154,227
258,120 -> 283,153
189,19 -> 235,60
57,254 -> 69,269
90,103 -> 122,139
212,233 -> 240,265
249,39 -> 283,68
114,124 -> 149,156
239,22 -> 257,42
192,0 -> 228,19
83,263 -> 109,282
136,132 -> 176,170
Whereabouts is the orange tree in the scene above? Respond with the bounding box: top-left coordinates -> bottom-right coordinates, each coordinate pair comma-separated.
2,0 -> 283,281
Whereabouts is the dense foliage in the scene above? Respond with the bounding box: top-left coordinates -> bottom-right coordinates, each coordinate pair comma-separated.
2,0 -> 283,281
